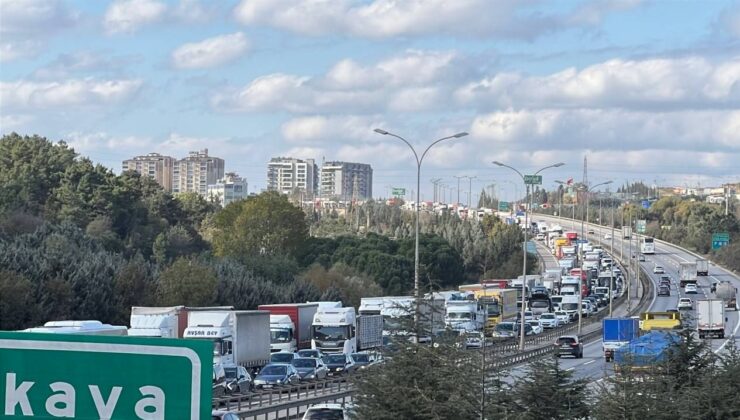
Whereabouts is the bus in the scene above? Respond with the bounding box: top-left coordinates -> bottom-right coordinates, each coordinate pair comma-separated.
640,237 -> 655,254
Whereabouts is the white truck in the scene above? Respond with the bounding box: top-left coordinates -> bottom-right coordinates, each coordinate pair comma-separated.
696,258 -> 709,276
258,303 -> 319,353
311,307 -> 383,354
679,262 -> 698,288
715,281 -> 738,311
359,296 -> 446,342
183,310 -> 271,371
128,306 -> 233,338
444,300 -> 486,332
696,299 -> 726,339
543,269 -> 562,292
22,320 -> 127,335
621,226 -> 632,239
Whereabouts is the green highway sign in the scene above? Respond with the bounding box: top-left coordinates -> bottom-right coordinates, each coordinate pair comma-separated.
0,332 -> 211,419
712,232 -> 730,250
498,201 -> 510,211
523,175 -> 542,185
392,187 -> 406,197
636,219 -> 647,234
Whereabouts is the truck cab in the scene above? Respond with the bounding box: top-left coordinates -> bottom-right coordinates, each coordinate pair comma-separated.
445,300 -> 485,332
269,314 -> 296,353
184,312 -> 234,366
311,307 -> 357,354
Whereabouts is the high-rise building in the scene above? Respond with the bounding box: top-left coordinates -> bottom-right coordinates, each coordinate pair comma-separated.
207,173 -> 248,207
267,157 -> 318,196
320,161 -> 373,200
122,153 -> 175,192
173,149 -> 225,195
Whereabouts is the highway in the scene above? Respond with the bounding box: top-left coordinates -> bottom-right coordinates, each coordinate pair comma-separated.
528,213 -> 740,381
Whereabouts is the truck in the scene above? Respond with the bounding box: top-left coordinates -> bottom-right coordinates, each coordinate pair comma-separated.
258,303 -> 319,353
715,281 -> 738,310
359,296 -> 446,342
22,320 -> 127,335
695,258 -> 709,276
639,311 -> 681,331
444,300 -> 486,332
128,306 -> 232,338
696,299 -> 726,339
183,310 -> 270,371
614,331 -> 679,373
602,318 -> 640,362
679,262 -> 698,287
543,269 -> 562,292
474,288 -> 518,333
311,307 -> 383,354
621,226 -> 632,239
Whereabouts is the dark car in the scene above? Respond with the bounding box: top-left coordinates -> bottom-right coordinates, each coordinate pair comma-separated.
297,349 -> 323,359
555,335 -> 583,358
350,352 -> 377,370
658,285 -> 670,297
323,353 -> 356,375
531,286 -> 549,298
224,365 -> 253,394
271,352 -> 298,364
292,357 -> 328,381
253,364 -> 300,389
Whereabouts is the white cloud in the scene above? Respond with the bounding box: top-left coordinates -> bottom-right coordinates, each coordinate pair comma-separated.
281,115 -> 385,144
0,114 -> 34,131
104,0 -> 168,34
0,0 -> 77,62
457,57 -> 740,110
720,6 -> 740,38
1,79 -> 143,109
172,32 -> 249,69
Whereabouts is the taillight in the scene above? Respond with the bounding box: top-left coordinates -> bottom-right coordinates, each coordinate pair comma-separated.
571,343 -> 579,347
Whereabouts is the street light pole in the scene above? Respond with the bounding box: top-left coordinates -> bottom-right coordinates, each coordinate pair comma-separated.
466,176 -> 478,209
454,175 -> 465,207
493,161 -> 565,351
374,128 -> 468,332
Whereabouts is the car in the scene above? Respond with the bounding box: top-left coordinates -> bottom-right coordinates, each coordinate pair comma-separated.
492,322 -> 517,338
302,403 -> 350,420
588,229 -> 595,234
639,255 -> 646,262
270,352 -> 298,364
653,265 -> 665,274
224,365 -> 253,394
594,293 -> 608,307
212,410 -> 240,420
213,364 -> 227,399
539,313 -> 560,329
685,283 -> 698,294
660,275 -> 672,285
531,286 -> 549,297
253,363 -> 300,389
524,310 -> 534,321
555,335 -> 583,358
323,353 -> 356,375
604,233 -> 612,240
297,349 -> 323,359
526,320 -> 543,334
658,285 -> 670,297
678,298 -> 693,310
350,352 -> 377,370
536,233 -> 545,241
554,311 -> 570,325
292,357 -> 329,381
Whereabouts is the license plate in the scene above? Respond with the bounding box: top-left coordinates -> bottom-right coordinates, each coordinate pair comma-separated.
263,385 -> 272,389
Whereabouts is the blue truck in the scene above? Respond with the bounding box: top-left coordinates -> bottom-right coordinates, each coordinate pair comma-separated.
613,331 -> 679,372
602,317 -> 640,362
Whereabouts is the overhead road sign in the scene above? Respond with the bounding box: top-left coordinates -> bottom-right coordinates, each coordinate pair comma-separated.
524,175 -> 542,185
636,219 -> 647,234
392,188 -> 406,197
0,331 -> 211,419
712,232 -> 730,250
498,201 -> 510,211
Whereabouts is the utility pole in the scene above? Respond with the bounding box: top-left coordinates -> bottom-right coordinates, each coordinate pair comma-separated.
609,206 -> 615,317
454,175 -> 465,207
467,176 -> 478,209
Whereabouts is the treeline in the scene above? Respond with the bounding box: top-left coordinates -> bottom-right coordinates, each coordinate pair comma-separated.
352,329 -> 740,419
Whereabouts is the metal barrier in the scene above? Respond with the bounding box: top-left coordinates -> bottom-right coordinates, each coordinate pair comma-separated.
214,376 -> 351,412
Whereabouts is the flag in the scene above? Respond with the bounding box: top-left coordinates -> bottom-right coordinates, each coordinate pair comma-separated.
566,177 -> 573,185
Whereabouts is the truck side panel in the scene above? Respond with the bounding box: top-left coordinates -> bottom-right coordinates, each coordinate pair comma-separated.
358,315 -> 383,350
235,311 -> 271,368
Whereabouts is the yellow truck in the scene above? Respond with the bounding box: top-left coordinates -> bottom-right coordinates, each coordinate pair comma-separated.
474,288 -> 519,334
639,312 -> 681,331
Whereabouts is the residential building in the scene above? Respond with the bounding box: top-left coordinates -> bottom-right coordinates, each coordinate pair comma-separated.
320,161 -> 373,200
173,149 -> 225,195
207,173 -> 248,207
121,153 -> 175,192
267,157 -> 318,196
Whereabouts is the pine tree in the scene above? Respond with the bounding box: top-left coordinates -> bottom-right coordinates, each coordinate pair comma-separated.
511,356 -> 590,419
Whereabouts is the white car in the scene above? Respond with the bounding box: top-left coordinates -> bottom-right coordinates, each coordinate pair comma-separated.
653,266 -> 665,274
526,320 -> 543,334
677,298 -> 693,310
302,403 -> 351,420
554,311 -> 570,325
536,233 -> 545,241
604,233 -> 612,240
539,313 -> 560,329
684,283 -> 698,294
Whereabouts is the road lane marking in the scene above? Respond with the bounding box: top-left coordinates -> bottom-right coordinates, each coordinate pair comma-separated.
584,360 -> 595,365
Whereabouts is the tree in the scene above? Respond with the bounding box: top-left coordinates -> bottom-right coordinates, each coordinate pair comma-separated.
0,270 -> 36,330
112,254 -> 157,324
512,356 -> 590,419
158,258 -> 217,306
213,191 -> 308,258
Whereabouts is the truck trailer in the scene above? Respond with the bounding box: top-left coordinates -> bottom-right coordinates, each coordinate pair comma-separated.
679,262 -> 698,288
696,299 -> 726,339
258,303 -> 319,353
696,258 -> 709,276
311,307 -> 383,354
128,305 -> 233,338
715,281 -> 737,311
614,331 -> 679,373
602,318 -> 640,362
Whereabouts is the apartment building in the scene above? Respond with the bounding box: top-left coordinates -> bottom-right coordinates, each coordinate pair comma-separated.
207,173 -> 248,207
320,161 -> 373,200
266,157 -> 318,196
121,153 -> 175,192
172,149 -> 225,195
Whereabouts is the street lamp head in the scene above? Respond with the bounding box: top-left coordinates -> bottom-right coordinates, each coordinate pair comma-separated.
492,161 -> 504,167
604,180 -> 614,185
453,132 -> 469,138
553,162 -> 565,168
373,128 -> 389,135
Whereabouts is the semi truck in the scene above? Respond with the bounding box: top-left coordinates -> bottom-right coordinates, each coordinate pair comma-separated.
679,262 -> 698,288
183,310 -> 271,371
696,258 -> 709,276
621,226 -> 632,239
311,307 -> 383,354
715,281 -> 737,310
128,306 -> 233,338
445,300 -> 486,332
639,312 -> 681,331
696,299 -> 726,339
22,320 -> 127,336
602,318 -> 640,362
358,296 -> 446,342
258,303 -> 319,353
474,288 -> 519,333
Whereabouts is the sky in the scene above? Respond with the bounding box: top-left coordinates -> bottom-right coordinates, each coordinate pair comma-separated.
1,0 -> 739,202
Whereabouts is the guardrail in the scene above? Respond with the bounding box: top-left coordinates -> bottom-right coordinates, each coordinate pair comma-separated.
214,376 -> 352,412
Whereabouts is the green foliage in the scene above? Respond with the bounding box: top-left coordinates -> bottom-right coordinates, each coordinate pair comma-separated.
299,263 -> 383,308
213,191 -> 308,258
0,270 -> 36,330
157,258 -> 218,306
512,356 -> 590,419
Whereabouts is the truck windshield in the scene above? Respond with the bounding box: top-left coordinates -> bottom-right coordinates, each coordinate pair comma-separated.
447,312 -> 472,320
530,301 -> 550,308
313,326 -> 347,341
561,303 -> 579,311
271,329 -> 292,343
484,302 -> 500,317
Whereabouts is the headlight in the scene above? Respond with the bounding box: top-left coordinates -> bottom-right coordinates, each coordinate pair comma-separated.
277,379 -> 282,384
337,368 -> 344,371
307,374 -> 315,379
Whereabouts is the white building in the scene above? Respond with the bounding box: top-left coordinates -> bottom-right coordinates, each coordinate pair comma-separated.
320,161 -> 373,200
208,173 -> 248,207
267,157 -> 318,196
122,153 -> 175,192
172,149 -> 225,196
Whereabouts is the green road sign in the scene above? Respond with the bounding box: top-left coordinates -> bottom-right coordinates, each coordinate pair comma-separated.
712,232 -> 730,250
0,332 -> 211,419
498,201 -> 510,211
636,219 -> 647,234
392,188 -> 406,197
523,175 -> 542,185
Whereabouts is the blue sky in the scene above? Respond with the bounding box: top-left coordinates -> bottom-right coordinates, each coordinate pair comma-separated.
1,0 -> 739,201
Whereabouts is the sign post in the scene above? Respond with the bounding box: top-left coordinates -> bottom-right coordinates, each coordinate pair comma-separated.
498,201 -> 510,211
636,219 -> 647,234
523,175 -> 542,185
0,332 -> 211,419
712,232 -> 730,250
391,187 -> 406,197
